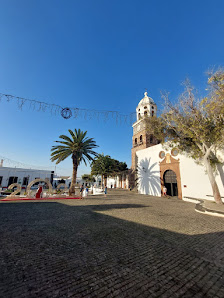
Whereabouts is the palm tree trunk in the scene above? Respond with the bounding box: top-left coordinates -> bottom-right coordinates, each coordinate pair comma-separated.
204,157 -> 223,204
69,158 -> 78,196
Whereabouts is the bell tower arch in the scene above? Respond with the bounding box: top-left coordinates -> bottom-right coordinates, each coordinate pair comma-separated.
131,91 -> 159,170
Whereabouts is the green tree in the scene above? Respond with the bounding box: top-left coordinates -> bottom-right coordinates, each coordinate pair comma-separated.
91,154 -> 128,187
51,129 -> 98,195
117,161 -> 128,172
91,154 -> 114,186
81,174 -> 96,185
82,174 -> 89,182
146,72 -> 224,204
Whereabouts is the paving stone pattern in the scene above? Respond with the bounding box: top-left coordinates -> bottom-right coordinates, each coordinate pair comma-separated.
0,190 -> 224,297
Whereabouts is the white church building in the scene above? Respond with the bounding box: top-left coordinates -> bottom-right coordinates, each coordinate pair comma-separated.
131,92 -> 224,201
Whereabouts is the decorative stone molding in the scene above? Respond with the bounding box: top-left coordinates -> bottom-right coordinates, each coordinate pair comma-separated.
159,154 -> 182,199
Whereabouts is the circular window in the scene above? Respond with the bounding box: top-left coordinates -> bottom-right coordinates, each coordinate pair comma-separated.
159,151 -> 165,159
171,148 -> 179,157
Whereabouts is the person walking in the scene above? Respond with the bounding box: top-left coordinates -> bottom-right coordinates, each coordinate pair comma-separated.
80,184 -> 84,199
104,186 -> 107,197
84,186 -> 88,197
163,186 -> 167,197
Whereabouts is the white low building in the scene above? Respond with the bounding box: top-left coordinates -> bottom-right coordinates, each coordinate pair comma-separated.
106,174 -> 129,189
0,166 -> 54,189
52,175 -> 102,189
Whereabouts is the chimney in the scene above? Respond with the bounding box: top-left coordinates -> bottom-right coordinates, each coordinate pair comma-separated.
0,159 -> 3,167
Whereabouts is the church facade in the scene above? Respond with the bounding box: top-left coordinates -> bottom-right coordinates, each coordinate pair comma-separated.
131,92 -> 224,201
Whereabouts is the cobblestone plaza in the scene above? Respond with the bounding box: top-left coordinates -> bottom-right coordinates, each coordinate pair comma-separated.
0,190 -> 224,297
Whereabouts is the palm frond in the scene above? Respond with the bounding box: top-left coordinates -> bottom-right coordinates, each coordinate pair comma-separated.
50,129 -> 98,168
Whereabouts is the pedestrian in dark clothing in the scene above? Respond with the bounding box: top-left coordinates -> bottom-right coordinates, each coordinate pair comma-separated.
104,186 -> 107,197
80,184 -> 84,198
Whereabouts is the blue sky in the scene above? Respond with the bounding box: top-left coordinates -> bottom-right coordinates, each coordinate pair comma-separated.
0,0 -> 224,177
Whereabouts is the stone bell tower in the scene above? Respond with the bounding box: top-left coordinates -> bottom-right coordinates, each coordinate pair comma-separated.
131,91 -> 158,170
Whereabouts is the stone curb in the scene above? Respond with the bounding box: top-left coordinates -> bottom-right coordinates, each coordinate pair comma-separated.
183,197 -> 224,218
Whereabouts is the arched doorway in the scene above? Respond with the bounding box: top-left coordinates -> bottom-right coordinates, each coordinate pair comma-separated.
163,170 -> 178,197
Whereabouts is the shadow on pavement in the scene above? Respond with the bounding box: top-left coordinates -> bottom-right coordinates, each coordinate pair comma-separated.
0,201 -> 224,297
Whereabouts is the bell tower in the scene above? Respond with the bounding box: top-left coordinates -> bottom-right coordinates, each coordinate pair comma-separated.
131,91 -> 158,170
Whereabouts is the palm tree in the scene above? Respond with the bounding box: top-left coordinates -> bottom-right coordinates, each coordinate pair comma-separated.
51,129 -> 98,196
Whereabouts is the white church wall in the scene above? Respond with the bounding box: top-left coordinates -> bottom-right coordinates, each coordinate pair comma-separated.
136,145 -> 162,196
136,144 -> 224,201
179,154 -> 223,200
